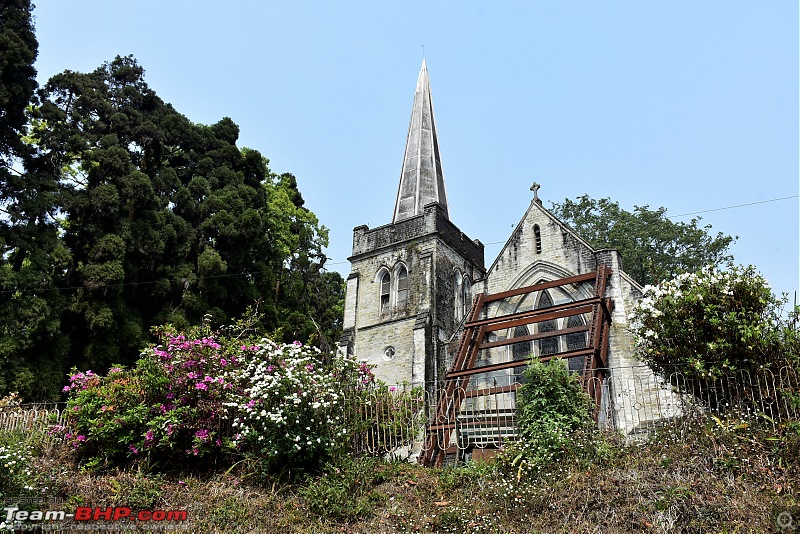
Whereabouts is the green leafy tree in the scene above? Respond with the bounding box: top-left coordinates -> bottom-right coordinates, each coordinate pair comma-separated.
1,50 -> 343,399
550,195 -> 735,286
265,172 -> 343,346
0,0 -> 37,161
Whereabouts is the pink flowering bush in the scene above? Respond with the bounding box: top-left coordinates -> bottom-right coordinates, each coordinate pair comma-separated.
62,325 -> 241,468
62,325 -> 374,473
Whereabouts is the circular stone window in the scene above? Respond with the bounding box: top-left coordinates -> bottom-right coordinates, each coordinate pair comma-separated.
383,346 -> 396,361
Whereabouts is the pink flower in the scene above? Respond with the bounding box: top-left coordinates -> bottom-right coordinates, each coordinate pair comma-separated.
129,445 -> 139,455
195,382 -> 208,391
62,386 -> 71,393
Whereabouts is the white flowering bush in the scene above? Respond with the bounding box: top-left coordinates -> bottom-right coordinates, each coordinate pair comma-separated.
629,264 -> 799,407
0,440 -> 33,499
229,340 -> 372,472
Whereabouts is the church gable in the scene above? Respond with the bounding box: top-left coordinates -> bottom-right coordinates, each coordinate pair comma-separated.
485,185 -> 604,296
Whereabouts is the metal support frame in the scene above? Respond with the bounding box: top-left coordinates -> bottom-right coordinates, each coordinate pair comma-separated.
420,266 -> 614,467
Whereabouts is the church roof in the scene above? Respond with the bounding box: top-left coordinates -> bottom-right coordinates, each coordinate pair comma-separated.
393,59 -> 449,223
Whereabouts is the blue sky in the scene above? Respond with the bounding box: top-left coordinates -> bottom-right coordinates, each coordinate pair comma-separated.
32,2 -> 799,299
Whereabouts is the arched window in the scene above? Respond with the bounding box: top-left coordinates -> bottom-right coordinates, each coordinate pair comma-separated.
534,224 -> 542,254
462,275 -> 471,319
453,271 -> 463,321
396,265 -> 409,308
380,271 -> 391,314
536,290 -> 558,356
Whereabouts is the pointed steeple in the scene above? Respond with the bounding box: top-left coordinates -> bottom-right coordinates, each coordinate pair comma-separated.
393,59 -> 449,223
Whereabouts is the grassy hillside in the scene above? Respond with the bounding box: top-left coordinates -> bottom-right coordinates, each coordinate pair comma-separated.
3,416 -> 798,533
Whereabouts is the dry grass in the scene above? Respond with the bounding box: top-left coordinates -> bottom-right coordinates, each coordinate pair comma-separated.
5,418 -> 799,533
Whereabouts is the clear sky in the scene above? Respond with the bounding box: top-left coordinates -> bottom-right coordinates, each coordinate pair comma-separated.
31,2 -> 799,300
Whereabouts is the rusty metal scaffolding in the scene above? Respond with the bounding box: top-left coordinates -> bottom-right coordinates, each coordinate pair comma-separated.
420,266 -> 614,467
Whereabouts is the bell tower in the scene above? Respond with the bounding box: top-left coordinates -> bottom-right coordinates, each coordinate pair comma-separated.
339,60 -> 485,385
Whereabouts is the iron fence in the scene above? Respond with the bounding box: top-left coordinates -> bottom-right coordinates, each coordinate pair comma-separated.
0,402 -> 65,441
347,365 -> 800,460
2,366 -> 798,461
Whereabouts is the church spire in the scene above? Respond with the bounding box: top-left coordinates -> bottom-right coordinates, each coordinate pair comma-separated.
393,59 -> 449,223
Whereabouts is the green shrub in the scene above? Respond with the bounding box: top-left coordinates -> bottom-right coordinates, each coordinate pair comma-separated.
229,340 -> 372,474
62,324 -> 239,469
499,358 -> 595,477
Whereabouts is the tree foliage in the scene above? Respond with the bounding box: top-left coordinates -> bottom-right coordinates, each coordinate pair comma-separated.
0,43 -> 343,400
0,0 -> 70,399
0,0 -> 37,162
550,195 -> 735,286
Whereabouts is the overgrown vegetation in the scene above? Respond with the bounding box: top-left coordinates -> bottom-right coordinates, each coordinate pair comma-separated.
3,408 -> 798,532
496,358 -> 598,478
0,1 -> 344,402
629,264 -> 800,409
58,322 -> 373,476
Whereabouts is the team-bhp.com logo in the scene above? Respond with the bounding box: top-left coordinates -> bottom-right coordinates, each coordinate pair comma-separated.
4,505 -> 188,524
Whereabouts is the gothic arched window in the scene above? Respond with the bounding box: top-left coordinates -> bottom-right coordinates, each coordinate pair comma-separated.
396,265 -> 409,309
536,290 -> 558,356
462,275 -> 471,319
453,271 -> 463,321
380,271 -> 391,314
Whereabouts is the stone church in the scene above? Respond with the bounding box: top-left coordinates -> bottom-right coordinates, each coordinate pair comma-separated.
338,61 -> 659,435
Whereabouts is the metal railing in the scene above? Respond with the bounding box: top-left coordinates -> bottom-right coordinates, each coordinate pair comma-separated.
3,366 -> 798,461
346,365 -> 800,459
0,402 -> 66,439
